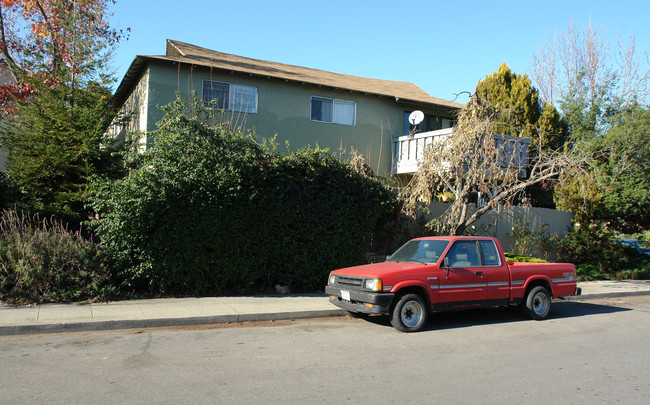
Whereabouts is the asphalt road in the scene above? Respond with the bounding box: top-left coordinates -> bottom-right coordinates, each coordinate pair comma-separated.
1,296 -> 649,404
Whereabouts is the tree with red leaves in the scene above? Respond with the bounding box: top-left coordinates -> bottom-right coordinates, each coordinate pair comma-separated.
0,0 -> 127,112
0,0 -> 128,226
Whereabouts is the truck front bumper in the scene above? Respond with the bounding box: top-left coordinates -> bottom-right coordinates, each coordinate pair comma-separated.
325,285 -> 395,314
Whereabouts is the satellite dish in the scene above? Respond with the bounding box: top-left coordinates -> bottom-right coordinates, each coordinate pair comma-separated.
409,110 -> 425,126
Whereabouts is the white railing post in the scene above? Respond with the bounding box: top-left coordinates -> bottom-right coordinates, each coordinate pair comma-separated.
392,129 -> 530,176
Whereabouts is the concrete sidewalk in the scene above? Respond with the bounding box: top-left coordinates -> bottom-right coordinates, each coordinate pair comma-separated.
2,280 -> 650,336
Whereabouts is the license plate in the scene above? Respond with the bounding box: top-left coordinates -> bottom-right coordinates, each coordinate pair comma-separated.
341,290 -> 351,301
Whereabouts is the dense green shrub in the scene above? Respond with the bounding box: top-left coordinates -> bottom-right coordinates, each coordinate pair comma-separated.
0,172 -> 18,211
575,264 -> 607,280
0,208 -> 114,303
503,253 -> 548,263
91,96 -> 399,296
558,223 -> 629,278
619,264 -> 650,280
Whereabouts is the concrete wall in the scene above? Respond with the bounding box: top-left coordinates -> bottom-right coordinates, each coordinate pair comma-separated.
136,61 -> 455,178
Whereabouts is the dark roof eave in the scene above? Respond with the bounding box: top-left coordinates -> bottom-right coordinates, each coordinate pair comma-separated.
395,97 -> 462,113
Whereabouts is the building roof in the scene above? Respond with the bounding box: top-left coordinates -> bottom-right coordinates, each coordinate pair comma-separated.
112,39 -> 463,111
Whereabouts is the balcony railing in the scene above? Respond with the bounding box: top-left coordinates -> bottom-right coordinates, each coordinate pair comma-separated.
392,129 -> 530,176
392,128 -> 453,174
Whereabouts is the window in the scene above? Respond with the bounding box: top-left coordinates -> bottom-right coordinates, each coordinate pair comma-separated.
311,96 -> 356,126
403,112 -> 454,134
479,240 -> 501,266
446,241 -> 481,267
202,80 -> 257,113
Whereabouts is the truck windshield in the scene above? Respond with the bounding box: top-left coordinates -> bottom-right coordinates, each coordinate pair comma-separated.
386,240 -> 450,264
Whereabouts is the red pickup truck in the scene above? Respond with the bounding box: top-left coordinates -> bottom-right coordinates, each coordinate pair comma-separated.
325,236 -> 581,332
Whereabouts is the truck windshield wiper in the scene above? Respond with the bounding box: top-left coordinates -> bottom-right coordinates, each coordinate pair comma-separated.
386,259 -> 427,264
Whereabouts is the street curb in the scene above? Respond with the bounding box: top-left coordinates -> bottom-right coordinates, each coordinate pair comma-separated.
0,308 -> 347,336
563,290 -> 650,301
4,290 -> 650,336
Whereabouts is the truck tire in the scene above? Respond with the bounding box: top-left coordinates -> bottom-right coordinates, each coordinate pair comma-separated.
524,286 -> 551,320
390,293 -> 427,332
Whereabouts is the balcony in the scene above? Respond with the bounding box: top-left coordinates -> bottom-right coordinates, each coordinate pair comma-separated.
392,128 -> 530,176
392,128 -> 453,174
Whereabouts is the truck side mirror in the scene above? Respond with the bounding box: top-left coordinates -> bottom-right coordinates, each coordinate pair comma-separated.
442,257 -> 450,279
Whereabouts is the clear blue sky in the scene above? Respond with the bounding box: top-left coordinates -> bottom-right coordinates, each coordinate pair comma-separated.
108,0 -> 649,104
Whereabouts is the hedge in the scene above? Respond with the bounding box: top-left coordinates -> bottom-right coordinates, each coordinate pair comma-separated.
91,96 -> 399,296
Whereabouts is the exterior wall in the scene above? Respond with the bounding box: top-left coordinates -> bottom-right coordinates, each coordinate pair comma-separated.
0,149 -> 6,171
108,68 -> 150,152
138,62 -> 455,177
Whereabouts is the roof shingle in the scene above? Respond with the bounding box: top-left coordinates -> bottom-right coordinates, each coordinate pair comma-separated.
113,39 -> 463,110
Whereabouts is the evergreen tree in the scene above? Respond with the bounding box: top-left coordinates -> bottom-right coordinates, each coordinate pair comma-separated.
475,63 -> 566,151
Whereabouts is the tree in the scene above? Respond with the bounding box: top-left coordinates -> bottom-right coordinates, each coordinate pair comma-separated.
555,106 -> 650,232
532,22 -> 649,232
0,0 -> 126,81
0,0 -> 127,225
401,95 -> 594,236
475,63 -> 565,150
531,21 -> 649,140
1,81 -> 121,223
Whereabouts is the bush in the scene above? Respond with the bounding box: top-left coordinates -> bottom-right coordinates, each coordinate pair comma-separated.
575,264 -> 610,280
0,208 -> 114,303
618,253 -> 650,280
558,223 -> 629,279
91,96 -> 399,296
0,172 -> 18,211
507,217 -> 560,261
504,253 -> 548,263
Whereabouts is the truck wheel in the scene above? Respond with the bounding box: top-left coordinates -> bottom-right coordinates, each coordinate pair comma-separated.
524,286 -> 551,320
390,293 -> 427,332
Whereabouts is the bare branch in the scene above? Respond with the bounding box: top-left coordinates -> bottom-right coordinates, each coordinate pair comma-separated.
400,96 -> 595,235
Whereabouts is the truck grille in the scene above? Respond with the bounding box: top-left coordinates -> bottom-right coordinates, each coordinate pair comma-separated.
335,276 -> 363,288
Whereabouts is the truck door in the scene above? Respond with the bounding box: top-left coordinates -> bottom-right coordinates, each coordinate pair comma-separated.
478,239 -> 510,305
437,240 -> 488,309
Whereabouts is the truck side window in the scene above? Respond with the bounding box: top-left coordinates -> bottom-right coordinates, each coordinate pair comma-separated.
479,240 -> 501,266
447,241 -> 480,267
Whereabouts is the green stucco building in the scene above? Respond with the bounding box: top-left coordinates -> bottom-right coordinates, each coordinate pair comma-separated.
109,40 -> 463,178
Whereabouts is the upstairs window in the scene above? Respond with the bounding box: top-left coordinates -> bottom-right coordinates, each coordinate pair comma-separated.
311,96 -> 356,126
203,80 -> 257,113
403,112 -> 454,134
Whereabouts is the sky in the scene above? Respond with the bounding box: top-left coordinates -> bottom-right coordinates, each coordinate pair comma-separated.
107,0 -> 650,104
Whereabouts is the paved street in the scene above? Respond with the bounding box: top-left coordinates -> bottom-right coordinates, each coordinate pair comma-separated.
1,295 -> 649,404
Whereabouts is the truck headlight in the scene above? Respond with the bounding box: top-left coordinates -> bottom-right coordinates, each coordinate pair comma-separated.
364,278 -> 383,291
328,274 -> 336,285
